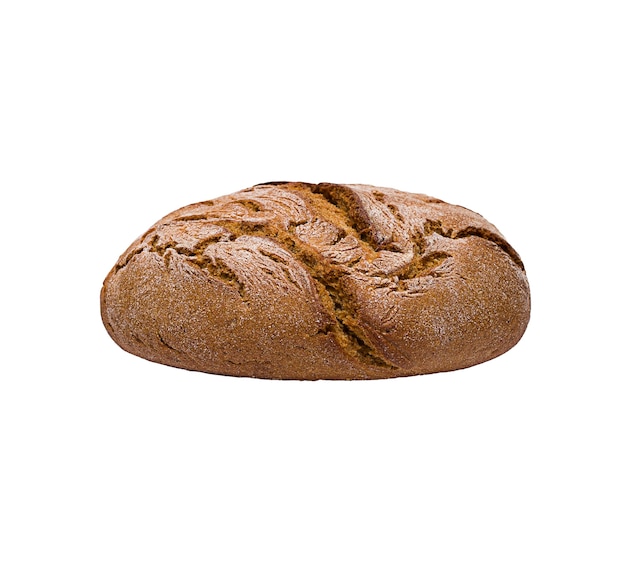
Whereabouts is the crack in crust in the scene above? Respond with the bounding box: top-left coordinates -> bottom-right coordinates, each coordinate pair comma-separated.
111,182 -> 524,371
147,233 -> 248,301
423,219 -> 524,270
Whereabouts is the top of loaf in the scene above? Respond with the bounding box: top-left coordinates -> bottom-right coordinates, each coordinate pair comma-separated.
147,181 -> 523,270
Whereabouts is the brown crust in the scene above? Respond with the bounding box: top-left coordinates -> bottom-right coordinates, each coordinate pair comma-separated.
101,183 -> 530,379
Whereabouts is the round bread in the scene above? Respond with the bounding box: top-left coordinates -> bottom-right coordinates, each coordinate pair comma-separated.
101,182 -> 530,379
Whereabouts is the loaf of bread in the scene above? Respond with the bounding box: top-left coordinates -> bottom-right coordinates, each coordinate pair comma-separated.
101,182 -> 530,379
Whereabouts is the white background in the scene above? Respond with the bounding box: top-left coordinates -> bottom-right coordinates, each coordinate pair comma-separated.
1,1 -> 625,572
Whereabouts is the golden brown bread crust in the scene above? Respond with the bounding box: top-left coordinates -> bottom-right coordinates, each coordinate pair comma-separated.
100,182 -> 530,379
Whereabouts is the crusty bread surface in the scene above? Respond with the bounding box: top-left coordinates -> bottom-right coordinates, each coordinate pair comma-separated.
101,182 -> 530,379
